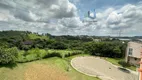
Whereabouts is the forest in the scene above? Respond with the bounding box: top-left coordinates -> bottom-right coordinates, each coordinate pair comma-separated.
0,30 -> 127,64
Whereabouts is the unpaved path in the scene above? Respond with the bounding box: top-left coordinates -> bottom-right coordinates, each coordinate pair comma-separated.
71,57 -> 138,80
24,64 -> 69,80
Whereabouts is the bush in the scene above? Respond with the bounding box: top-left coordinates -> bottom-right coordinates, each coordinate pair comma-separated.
17,50 -> 27,63
17,49 -> 83,63
64,51 -> 83,57
0,47 -> 18,64
47,49 -> 83,58
118,61 -> 131,67
44,52 -> 62,58
17,48 -> 47,63
83,41 -> 125,58
49,42 -> 67,50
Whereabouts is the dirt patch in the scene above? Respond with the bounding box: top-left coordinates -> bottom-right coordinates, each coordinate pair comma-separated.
24,64 -> 69,80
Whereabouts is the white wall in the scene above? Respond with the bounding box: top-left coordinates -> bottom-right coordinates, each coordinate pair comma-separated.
128,56 -> 140,65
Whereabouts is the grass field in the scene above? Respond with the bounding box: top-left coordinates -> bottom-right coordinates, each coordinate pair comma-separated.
105,58 -> 136,71
0,54 -> 100,80
28,34 -> 48,40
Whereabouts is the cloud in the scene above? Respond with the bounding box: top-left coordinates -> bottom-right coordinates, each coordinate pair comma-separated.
72,2 -> 142,36
0,0 -> 142,36
106,12 -> 122,25
70,0 -> 80,5
0,0 -> 78,34
59,17 -> 83,28
88,3 -> 142,36
0,0 -> 77,21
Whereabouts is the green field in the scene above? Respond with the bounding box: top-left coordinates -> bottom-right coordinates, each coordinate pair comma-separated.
0,54 -> 100,80
28,34 -> 49,40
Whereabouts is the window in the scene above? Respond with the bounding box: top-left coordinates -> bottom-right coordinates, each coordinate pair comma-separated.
128,48 -> 133,55
134,58 -> 137,61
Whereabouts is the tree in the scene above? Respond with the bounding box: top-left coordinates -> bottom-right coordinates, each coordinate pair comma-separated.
113,46 -> 121,58
49,41 -> 67,50
83,41 -> 125,58
0,47 -> 18,64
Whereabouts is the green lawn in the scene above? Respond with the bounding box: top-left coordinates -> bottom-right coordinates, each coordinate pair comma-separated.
46,55 -> 100,80
105,57 -> 136,71
28,34 -> 48,40
0,54 -> 100,80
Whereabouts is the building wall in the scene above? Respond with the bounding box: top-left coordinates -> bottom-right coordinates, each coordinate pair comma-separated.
125,42 -> 142,65
125,45 -> 129,62
128,56 -> 140,65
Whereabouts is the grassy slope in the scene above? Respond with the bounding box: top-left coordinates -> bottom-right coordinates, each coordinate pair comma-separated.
105,58 -> 136,71
28,34 -> 48,40
0,64 -> 26,80
0,54 -> 100,80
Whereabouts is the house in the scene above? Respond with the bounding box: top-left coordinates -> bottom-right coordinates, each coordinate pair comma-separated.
125,42 -> 142,65
94,39 -> 101,42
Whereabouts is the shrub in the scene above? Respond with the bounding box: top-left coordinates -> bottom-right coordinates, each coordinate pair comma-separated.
83,41 -> 126,58
49,42 -> 67,50
17,50 -> 27,63
44,52 -> 62,58
47,49 -> 83,58
118,61 -> 131,67
17,48 -> 48,63
0,47 -> 18,64
64,51 -> 83,57
17,49 -> 83,63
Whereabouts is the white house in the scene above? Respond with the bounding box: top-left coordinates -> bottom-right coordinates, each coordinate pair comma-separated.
125,42 -> 142,65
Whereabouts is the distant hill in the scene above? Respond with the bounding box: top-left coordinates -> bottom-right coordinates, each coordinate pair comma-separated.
0,30 -> 94,41
0,30 -> 51,40
0,30 -> 29,38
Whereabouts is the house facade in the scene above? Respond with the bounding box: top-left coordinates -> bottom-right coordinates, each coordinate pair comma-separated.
125,42 -> 142,65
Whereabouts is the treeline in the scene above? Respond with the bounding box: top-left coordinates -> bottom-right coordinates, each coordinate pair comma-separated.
84,41 -> 127,58
0,31 -> 127,64
0,31 -> 67,50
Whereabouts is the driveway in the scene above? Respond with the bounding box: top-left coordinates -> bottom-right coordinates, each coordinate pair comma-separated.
71,57 -> 138,80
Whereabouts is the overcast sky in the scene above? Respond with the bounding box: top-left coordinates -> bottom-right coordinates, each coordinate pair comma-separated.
0,0 -> 142,36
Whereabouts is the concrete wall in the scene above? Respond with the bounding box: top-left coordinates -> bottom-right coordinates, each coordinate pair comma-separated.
125,42 -> 142,65
125,45 -> 129,62
128,56 -> 140,65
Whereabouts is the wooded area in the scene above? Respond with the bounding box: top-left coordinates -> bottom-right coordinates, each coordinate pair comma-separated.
0,30 -> 127,64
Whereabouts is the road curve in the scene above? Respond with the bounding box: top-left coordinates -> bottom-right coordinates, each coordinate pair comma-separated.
71,57 -> 138,80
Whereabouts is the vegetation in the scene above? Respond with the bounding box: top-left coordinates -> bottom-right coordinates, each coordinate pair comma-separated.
0,31 -> 128,63
0,47 -> 18,64
84,41 -> 127,58
17,49 -> 83,63
17,48 -> 48,63
0,55 -> 100,80
105,58 -> 136,71
28,34 -> 48,40
47,49 -> 83,58
0,30 -> 135,80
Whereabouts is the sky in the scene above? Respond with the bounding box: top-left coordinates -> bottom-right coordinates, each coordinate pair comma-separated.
0,0 -> 142,36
